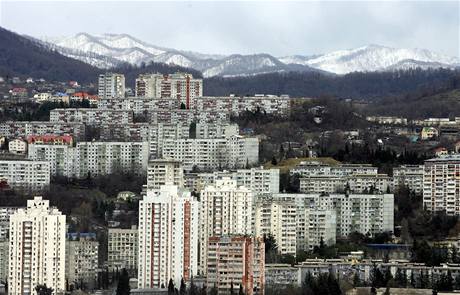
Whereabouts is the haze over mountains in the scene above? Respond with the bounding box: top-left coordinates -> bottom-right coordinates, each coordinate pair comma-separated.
39,33 -> 459,77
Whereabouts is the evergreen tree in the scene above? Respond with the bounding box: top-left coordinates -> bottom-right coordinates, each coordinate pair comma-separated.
35,285 -> 53,295
168,279 -> 175,295
189,276 -> 198,295
230,281 -> 235,295
394,269 -> 407,288
116,268 -> 130,295
353,273 -> 361,288
238,285 -> 244,295
179,278 -> 186,295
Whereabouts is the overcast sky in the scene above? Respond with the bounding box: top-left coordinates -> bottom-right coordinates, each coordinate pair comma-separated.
0,1 -> 459,57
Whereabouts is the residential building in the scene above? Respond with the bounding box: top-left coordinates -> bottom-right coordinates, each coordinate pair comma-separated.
66,233 -> 99,290
423,155 -> 460,215
0,121 -> 85,140
8,197 -> 66,295
194,167 -> 279,194
0,159 -> 50,192
28,144 -> 75,177
291,162 -> 378,177
8,138 -> 27,154
108,226 -> 138,271
98,73 -> 125,98
199,178 -> 254,274
393,165 -> 424,194
0,239 -> 8,283
74,141 -> 149,178
207,236 -> 265,295
0,207 -> 20,240
138,185 -> 199,288
255,198 -> 297,254
146,159 -> 184,190
161,135 -> 259,171
255,196 -> 336,253
27,135 -> 73,146
49,108 -> 133,125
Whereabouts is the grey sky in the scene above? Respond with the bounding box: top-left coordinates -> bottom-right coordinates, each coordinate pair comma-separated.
1,1 -> 459,57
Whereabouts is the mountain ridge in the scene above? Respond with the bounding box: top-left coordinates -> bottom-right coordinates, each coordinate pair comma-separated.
39,33 -> 460,76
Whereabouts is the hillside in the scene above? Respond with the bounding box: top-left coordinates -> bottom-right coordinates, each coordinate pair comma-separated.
367,88 -> 460,119
0,27 -> 100,83
204,68 -> 460,99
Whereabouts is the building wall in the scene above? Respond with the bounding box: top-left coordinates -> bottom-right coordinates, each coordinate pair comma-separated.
0,160 -> 50,192
206,236 -> 265,295
138,186 -> 199,288
108,226 -> 138,271
199,179 -> 254,274
8,197 -> 66,295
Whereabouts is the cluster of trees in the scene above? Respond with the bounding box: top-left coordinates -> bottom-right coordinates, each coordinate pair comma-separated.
204,68 -> 459,100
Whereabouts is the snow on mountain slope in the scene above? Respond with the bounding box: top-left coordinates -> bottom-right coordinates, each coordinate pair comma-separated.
281,45 -> 459,74
41,33 -> 459,76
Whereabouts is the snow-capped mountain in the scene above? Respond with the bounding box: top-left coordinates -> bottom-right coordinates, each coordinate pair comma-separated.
40,33 -> 459,76
280,44 -> 459,74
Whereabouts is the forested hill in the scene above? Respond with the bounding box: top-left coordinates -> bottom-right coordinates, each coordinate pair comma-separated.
0,27 -> 101,83
0,26 -> 202,84
204,69 -> 460,100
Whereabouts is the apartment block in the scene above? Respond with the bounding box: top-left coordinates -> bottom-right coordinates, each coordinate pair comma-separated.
393,165 -> 424,194
0,239 -> 8,283
299,174 -> 392,194
0,207 -> 20,240
194,167 -> 279,193
98,73 -> 125,98
291,162 -> 378,177
9,197 -> 66,295
423,155 -> 460,215
161,135 -> 259,171
0,121 -> 85,140
200,178 -> 254,274
138,185 -> 199,288
50,108 -> 133,125
74,141 -> 149,178
271,193 -> 394,239
0,159 -> 50,192
255,198 -> 297,254
28,144 -> 75,177
207,236 -> 265,295
146,158 -> 184,190
66,233 -> 99,290
108,226 -> 138,271
255,196 -> 336,253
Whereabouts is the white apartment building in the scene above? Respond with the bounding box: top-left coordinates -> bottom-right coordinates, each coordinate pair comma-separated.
138,185 -> 199,288
108,226 -> 138,271
0,121 -> 86,140
291,162 -> 378,177
49,108 -> 133,125
271,193 -> 394,239
98,73 -> 125,98
161,135 -> 258,171
0,239 -> 8,283
255,198 -> 297,254
8,138 -> 27,154
299,174 -> 392,194
0,207 -> 20,240
135,74 -> 162,98
423,155 -> 460,215
9,197 -> 66,295
199,178 -> 254,274
393,165 -> 424,194
66,233 -> 99,290
195,167 -> 279,194
74,141 -> 149,178
0,160 -> 50,192
28,144 -> 75,177
255,196 -> 336,253
146,158 -> 184,190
